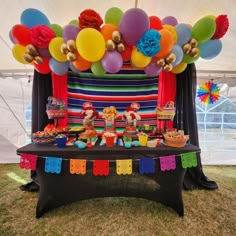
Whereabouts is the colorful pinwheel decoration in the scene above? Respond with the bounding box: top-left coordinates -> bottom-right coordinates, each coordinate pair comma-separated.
197,80 -> 220,104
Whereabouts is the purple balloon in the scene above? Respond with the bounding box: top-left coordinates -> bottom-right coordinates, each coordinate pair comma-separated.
162,16 -> 178,26
119,8 -> 150,46
102,51 -> 123,74
63,25 -> 80,42
37,47 -> 51,58
144,60 -> 162,77
9,30 -> 16,44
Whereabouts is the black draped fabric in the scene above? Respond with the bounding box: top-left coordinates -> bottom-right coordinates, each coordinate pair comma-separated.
30,71 -> 53,185
31,70 -> 53,133
174,64 -> 218,190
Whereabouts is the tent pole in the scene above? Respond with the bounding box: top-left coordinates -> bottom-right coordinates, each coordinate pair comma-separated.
134,0 -> 138,8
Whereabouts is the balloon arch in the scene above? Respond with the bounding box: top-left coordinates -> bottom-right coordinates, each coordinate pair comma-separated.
10,7 -> 229,76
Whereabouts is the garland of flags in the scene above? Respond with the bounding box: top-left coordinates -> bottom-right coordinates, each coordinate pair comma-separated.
20,152 -> 198,175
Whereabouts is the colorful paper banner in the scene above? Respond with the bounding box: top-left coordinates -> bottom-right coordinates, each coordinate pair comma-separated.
93,160 -> 109,176
116,159 -> 132,175
19,153 -> 38,170
45,157 -> 62,174
70,159 -> 86,175
139,158 -> 155,174
160,155 -> 176,171
181,152 -> 198,168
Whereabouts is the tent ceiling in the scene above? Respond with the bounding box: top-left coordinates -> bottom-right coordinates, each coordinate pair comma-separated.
0,0 -> 235,74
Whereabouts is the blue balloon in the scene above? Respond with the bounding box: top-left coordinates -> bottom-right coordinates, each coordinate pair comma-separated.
199,39 -> 222,59
175,24 -> 191,46
20,8 -> 50,28
171,45 -> 184,66
49,58 -> 69,75
69,62 -> 80,73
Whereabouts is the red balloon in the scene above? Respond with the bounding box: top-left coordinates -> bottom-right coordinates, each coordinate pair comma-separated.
121,45 -> 133,62
149,16 -> 163,30
34,57 -> 51,74
11,24 -> 31,46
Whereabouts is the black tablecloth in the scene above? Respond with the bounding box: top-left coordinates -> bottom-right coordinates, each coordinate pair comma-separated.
17,143 -> 200,218
17,143 -> 200,160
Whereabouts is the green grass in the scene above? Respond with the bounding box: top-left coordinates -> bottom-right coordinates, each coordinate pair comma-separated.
0,164 -> 235,236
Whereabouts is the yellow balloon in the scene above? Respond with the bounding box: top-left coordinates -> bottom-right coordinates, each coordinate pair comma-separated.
131,48 -> 152,68
12,44 -> 29,64
207,15 -> 216,20
76,28 -> 106,62
163,25 -> 178,44
171,62 -> 187,74
49,37 -> 67,62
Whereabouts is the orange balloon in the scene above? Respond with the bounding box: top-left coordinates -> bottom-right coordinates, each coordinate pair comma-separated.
100,24 -> 118,41
155,29 -> 175,58
72,52 -> 91,71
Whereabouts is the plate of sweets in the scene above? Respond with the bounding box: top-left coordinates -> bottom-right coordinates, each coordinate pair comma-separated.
163,130 -> 189,148
32,130 -> 57,145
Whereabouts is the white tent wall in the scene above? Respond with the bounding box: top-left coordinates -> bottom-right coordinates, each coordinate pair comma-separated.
0,76 -> 32,147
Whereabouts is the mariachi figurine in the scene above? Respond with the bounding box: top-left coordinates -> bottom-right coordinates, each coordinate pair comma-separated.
123,102 -> 141,139
79,102 -> 98,130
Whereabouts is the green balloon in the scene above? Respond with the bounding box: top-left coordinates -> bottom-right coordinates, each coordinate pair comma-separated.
182,53 -> 200,64
91,61 -> 106,76
105,7 -> 123,27
191,17 -> 216,43
69,19 -> 79,26
49,24 -> 63,37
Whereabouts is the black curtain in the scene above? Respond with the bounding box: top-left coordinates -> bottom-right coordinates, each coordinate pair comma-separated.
31,70 -> 53,183
174,64 -> 218,190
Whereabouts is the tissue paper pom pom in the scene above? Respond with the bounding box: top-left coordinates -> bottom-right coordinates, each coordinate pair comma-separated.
30,25 -> 56,48
79,9 -> 103,31
211,15 -> 229,39
136,29 -> 161,57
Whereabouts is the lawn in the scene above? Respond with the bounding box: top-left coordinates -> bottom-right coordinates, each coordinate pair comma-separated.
0,164 -> 235,236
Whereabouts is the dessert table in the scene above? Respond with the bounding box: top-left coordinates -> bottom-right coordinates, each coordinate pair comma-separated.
17,143 -> 200,218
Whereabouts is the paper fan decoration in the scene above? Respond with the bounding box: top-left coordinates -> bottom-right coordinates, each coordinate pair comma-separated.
197,80 -> 220,104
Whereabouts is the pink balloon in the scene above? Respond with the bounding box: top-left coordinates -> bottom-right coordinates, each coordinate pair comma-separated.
102,50 -> 123,73
119,8 -> 149,45
144,60 -> 162,77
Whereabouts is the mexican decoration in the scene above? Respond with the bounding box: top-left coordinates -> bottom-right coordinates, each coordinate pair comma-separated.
79,102 -> 99,130
197,80 -> 220,104
156,101 -> 176,120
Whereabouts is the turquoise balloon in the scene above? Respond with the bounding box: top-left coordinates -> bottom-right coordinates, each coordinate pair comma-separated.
91,61 -> 106,75
49,58 -> 69,75
191,17 -> 216,43
199,39 -> 222,59
20,8 -> 50,28
105,7 -> 123,27
171,45 -> 184,67
175,24 -> 191,46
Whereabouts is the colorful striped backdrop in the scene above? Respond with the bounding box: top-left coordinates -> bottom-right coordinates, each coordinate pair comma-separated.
67,68 -> 158,135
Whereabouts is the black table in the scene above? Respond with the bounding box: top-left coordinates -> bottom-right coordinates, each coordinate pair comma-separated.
17,143 -> 200,218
